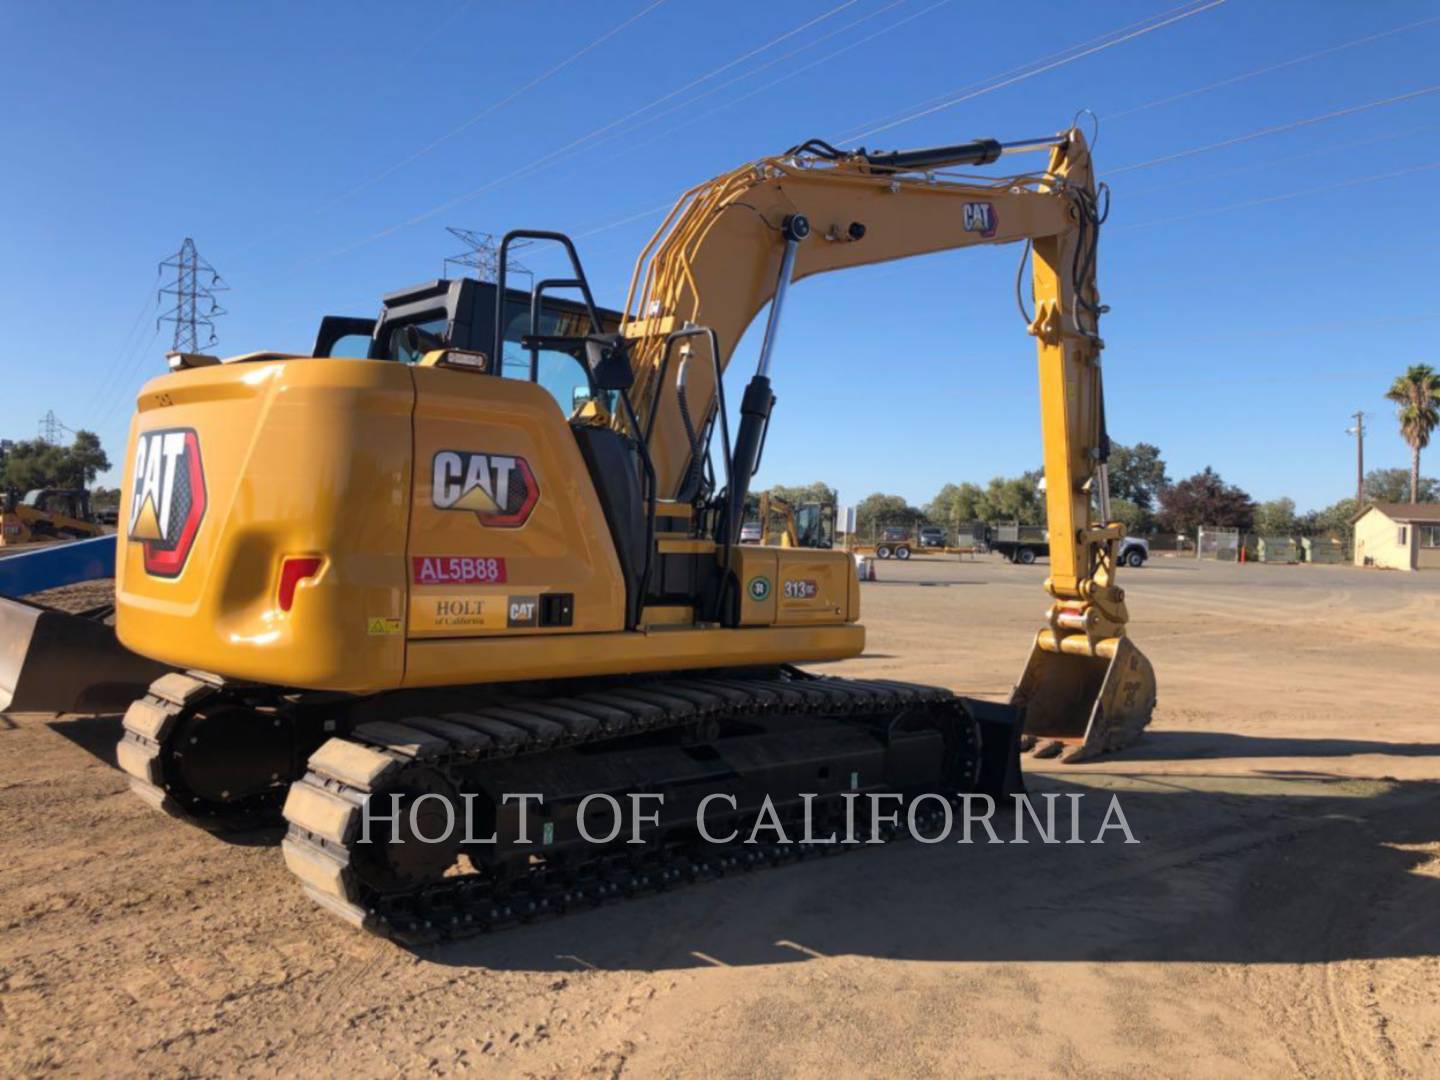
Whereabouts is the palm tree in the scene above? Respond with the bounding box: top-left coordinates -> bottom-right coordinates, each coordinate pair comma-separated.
1385,365 -> 1440,504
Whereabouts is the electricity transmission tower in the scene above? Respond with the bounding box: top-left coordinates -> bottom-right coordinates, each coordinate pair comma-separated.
443,227 -> 530,286
159,238 -> 228,353
38,410 -> 70,444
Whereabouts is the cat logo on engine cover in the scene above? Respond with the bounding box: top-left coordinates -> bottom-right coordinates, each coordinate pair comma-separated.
431,451 -> 539,527
129,427 -> 207,578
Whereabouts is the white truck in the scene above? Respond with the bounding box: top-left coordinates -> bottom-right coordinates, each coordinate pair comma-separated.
990,523 -> 1149,567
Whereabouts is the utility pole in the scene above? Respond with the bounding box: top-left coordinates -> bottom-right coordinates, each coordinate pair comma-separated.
159,238 -> 227,353
1346,411 -> 1365,507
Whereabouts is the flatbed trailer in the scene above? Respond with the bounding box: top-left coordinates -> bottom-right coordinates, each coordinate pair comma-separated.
992,538 -> 1049,565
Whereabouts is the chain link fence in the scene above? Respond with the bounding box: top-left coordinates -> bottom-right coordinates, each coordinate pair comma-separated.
1194,526 -> 1350,563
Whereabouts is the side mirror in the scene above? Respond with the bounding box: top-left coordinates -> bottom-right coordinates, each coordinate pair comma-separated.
584,334 -> 635,392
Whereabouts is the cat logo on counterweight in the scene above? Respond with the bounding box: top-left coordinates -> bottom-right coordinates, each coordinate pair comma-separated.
128,427 -> 207,578
431,451 -> 539,527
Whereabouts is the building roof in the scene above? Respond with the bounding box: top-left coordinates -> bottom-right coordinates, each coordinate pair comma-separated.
1351,502 -> 1440,524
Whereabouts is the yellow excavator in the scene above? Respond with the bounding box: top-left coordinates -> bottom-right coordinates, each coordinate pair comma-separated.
78,126 -> 1151,938
756,492 -> 836,548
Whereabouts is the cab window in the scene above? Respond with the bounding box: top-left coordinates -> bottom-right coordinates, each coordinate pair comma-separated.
386,317 -> 449,364
500,305 -> 601,417
325,332 -> 372,359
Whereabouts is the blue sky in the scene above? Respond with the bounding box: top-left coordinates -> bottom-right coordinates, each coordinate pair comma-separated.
3,0 -> 1437,511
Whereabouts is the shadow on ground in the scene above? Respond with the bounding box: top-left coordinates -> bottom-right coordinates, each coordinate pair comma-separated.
1119,729 -> 1440,761
42,713 -> 1440,974
428,774 -> 1440,974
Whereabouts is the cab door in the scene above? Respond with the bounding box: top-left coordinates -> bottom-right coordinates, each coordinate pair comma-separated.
406,366 -> 625,640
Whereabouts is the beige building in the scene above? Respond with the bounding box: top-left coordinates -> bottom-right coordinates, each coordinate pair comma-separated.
1352,503 -> 1440,571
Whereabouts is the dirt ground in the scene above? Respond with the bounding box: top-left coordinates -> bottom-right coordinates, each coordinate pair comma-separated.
3,556 -> 1439,1078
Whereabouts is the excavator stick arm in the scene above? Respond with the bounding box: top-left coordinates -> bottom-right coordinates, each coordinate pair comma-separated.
621,127 -> 1155,759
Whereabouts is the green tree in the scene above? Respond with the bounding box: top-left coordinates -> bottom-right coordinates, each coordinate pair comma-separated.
1385,364 -> 1440,504
1157,467 -> 1255,534
1,439 -> 69,492
854,493 -> 924,535
924,481 -> 985,524
65,430 -> 110,487
0,431 -> 111,493
975,473 -> 1044,525
1363,467 -> 1437,504
1253,497 -> 1297,536
1108,442 -> 1169,510
1305,497 -> 1357,537
763,481 -> 837,507
1108,497 -> 1150,534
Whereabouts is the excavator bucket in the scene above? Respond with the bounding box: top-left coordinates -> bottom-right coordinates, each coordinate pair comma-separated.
1010,634 -> 1156,763
0,596 -> 169,714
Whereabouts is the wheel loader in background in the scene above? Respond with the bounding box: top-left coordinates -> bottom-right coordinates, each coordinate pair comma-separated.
5,125 -> 1156,939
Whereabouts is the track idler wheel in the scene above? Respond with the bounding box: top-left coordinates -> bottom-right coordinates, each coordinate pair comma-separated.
349,768 -> 462,893
119,674 -> 302,828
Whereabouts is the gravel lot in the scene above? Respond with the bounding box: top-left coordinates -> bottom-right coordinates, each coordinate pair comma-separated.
2,555 -> 1437,1077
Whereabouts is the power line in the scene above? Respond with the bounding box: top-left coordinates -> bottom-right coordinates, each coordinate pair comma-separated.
90,240 -> 220,433
605,0 -> 954,160
832,0 -> 1212,144
91,324 -> 163,432
523,0 -> 1211,265
158,238 -> 228,353
1124,312 -> 1440,349
84,278 -> 161,423
304,0 -> 673,219
602,0 -> 918,144
526,0 -> 959,254
397,0 -> 481,66
1108,13 -> 1440,121
1120,121 -> 1440,197
838,0 -> 1226,144
321,0 -> 869,259
1111,159 -> 1440,230
1106,83 -> 1440,176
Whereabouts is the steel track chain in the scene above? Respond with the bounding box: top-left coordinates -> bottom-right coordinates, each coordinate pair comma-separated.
281,672 -> 979,942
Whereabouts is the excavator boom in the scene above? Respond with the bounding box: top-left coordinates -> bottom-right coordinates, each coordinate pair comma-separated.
618,127 -> 1154,759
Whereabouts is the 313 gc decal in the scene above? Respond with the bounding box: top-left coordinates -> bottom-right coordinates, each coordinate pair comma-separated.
431,451 -> 539,527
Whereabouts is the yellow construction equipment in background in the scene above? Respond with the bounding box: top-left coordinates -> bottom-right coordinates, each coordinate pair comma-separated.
0,489 -> 104,546
757,493 -> 835,549
0,125 -> 1155,937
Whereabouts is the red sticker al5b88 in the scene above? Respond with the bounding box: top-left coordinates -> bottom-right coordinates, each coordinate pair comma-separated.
412,556 -> 507,585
